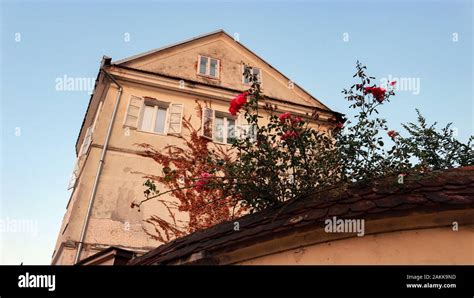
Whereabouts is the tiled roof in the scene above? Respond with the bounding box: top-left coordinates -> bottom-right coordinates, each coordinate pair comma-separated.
128,166 -> 474,265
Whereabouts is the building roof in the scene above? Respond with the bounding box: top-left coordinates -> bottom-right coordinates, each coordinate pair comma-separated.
114,29 -> 227,65
128,166 -> 474,265
75,30 -> 343,156
76,246 -> 136,266
113,29 -> 336,113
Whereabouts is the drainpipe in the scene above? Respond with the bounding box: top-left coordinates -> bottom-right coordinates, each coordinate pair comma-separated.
74,57 -> 123,264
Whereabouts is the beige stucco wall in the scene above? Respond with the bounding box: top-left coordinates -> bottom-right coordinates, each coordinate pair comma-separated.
239,225 -> 474,265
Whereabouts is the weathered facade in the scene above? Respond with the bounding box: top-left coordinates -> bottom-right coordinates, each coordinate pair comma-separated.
52,30 -> 341,265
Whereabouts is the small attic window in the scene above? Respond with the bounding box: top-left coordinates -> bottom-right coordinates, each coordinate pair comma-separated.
243,65 -> 262,85
198,55 -> 220,79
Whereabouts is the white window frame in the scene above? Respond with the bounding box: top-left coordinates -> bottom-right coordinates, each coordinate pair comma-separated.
202,108 -> 253,144
242,65 -> 262,85
197,55 -> 220,79
201,107 -> 215,140
138,100 -> 170,135
214,112 -> 237,145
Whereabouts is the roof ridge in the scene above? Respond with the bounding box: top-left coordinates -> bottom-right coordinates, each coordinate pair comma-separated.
111,29 -> 337,113
113,29 -> 226,65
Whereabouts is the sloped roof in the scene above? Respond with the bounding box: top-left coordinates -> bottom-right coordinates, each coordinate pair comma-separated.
114,29 -> 226,65
128,166 -> 474,265
113,29 -> 335,113
75,31 -> 345,155
76,246 -> 135,266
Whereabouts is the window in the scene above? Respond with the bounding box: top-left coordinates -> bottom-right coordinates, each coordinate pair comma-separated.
79,125 -> 93,156
237,123 -> 256,142
139,104 -> 168,134
243,66 -> 262,85
214,114 -> 236,144
67,159 -> 80,190
198,55 -> 220,78
124,96 -> 183,134
214,116 -> 224,143
236,114 -> 257,142
202,108 -> 254,144
202,107 -> 214,139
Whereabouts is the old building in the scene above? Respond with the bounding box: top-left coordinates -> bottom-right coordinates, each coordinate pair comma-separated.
52,30 -> 342,265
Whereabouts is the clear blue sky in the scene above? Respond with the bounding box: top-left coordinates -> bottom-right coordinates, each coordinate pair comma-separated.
1,0 -> 472,264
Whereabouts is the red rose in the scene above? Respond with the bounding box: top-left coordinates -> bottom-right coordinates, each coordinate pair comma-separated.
291,116 -> 304,125
195,172 -> 212,192
390,81 -> 396,86
281,130 -> 299,140
229,92 -> 248,116
364,86 -> 386,103
279,112 -> 292,122
387,130 -> 397,139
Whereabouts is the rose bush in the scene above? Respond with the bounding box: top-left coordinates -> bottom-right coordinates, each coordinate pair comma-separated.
133,62 -> 473,240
